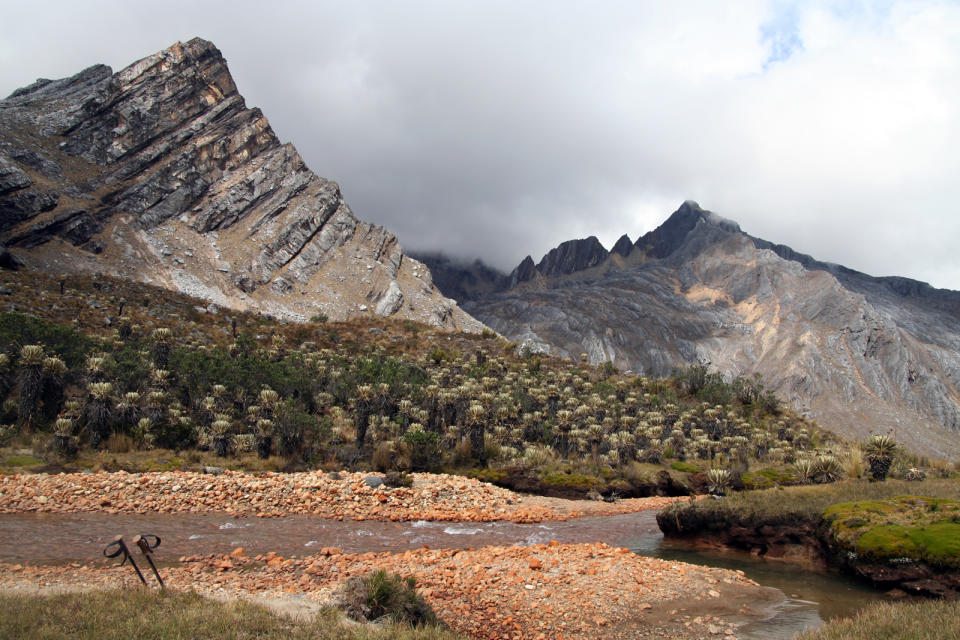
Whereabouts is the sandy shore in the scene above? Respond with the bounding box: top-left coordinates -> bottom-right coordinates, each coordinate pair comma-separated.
0,471 -> 782,638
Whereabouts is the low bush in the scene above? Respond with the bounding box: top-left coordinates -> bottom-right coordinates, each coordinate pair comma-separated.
333,570 -> 439,627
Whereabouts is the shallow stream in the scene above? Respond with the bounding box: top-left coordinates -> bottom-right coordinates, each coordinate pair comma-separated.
0,510 -> 884,637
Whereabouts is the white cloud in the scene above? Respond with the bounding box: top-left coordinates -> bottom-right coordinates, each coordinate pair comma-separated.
1,1 -> 958,287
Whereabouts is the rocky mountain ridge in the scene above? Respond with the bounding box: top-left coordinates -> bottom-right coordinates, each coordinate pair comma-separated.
0,38 -> 482,331
444,202 -> 960,459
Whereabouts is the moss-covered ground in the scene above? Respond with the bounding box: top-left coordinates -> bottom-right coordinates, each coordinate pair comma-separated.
825,495 -> 960,568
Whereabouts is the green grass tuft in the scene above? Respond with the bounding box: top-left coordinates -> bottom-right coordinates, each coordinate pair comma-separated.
0,588 -> 462,640
4,454 -> 43,467
795,599 -> 960,640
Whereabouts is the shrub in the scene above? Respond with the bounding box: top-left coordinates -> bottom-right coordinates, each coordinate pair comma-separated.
402,424 -> 440,471
372,441 -> 393,472
384,470 -> 413,488
332,570 -> 439,626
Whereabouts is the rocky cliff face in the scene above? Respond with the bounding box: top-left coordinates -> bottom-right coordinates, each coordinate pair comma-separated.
460,201 -> 960,459
0,39 -> 482,331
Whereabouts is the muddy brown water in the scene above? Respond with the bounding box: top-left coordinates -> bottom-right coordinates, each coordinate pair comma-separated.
0,510 -> 885,639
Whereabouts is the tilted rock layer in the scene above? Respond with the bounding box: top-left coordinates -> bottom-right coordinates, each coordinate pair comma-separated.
0,38 -> 481,330
459,202 -> 960,459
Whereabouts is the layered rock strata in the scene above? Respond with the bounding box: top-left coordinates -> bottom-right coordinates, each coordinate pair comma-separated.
0,38 -> 481,330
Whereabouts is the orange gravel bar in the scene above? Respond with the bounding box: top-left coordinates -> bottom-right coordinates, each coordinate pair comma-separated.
0,470 -> 682,522
0,542 -> 775,640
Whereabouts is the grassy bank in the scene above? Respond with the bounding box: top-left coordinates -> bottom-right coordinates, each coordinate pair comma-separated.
0,588 -> 462,640
795,599 -> 960,640
659,479 -> 960,531
825,495 -> 960,569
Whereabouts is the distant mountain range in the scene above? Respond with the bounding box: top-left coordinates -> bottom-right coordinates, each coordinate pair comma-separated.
419,201 -> 960,459
0,38 -> 481,331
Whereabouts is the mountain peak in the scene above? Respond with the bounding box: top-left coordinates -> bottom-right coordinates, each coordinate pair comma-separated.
0,39 -> 484,331
634,201 -> 741,259
536,236 -> 609,277
611,233 -> 633,257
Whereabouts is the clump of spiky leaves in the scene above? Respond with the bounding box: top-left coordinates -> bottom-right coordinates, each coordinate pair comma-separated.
706,468 -> 732,495
17,345 -> 45,426
332,570 -> 439,627
905,467 -> 927,482
210,418 -> 231,457
793,458 -> 816,485
864,435 -> 899,481
52,417 -> 77,458
85,382 -> 114,448
813,455 -> 845,484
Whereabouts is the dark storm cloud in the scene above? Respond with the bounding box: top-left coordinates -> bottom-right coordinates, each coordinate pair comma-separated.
2,1 -> 958,287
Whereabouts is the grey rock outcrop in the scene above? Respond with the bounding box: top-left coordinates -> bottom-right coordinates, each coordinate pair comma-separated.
535,236 -> 609,277
375,280 -> 404,316
611,234 -> 633,257
460,202 -> 960,459
0,38 -> 483,331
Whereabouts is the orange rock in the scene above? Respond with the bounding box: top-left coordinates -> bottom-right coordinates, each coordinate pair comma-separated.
528,558 -> 542,570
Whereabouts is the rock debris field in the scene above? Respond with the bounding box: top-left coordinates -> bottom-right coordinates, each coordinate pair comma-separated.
0,470 -> 780,639
0,470 -> 676,521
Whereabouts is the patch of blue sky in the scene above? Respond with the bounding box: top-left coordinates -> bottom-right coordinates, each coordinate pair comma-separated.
760,3 -> 804,68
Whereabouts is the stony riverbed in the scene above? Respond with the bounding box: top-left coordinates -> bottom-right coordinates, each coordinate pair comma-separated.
0,470 -> 783,639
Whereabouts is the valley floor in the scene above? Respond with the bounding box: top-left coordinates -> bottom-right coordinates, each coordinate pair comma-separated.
0,470 -> 780,639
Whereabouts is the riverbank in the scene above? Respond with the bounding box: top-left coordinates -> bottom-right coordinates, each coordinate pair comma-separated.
0,542 -> 781,640
0,469 -> 788,638
0,469 -> 682,522
656,480 -> 960,598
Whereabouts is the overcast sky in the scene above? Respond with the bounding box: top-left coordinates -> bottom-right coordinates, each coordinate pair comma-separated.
2,1 -> 959,288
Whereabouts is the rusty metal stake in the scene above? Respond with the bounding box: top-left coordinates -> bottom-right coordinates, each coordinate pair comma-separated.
133,534 -> 164,589
103,535 -> 146,585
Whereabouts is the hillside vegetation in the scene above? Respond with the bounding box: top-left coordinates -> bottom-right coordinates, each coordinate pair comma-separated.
0,268 -> 938,492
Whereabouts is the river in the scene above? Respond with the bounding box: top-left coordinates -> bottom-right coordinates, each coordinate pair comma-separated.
0,510 -> 884,638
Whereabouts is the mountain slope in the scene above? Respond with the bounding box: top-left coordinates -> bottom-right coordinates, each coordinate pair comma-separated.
461,202 -> 960,459
0,38 -> 481,331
